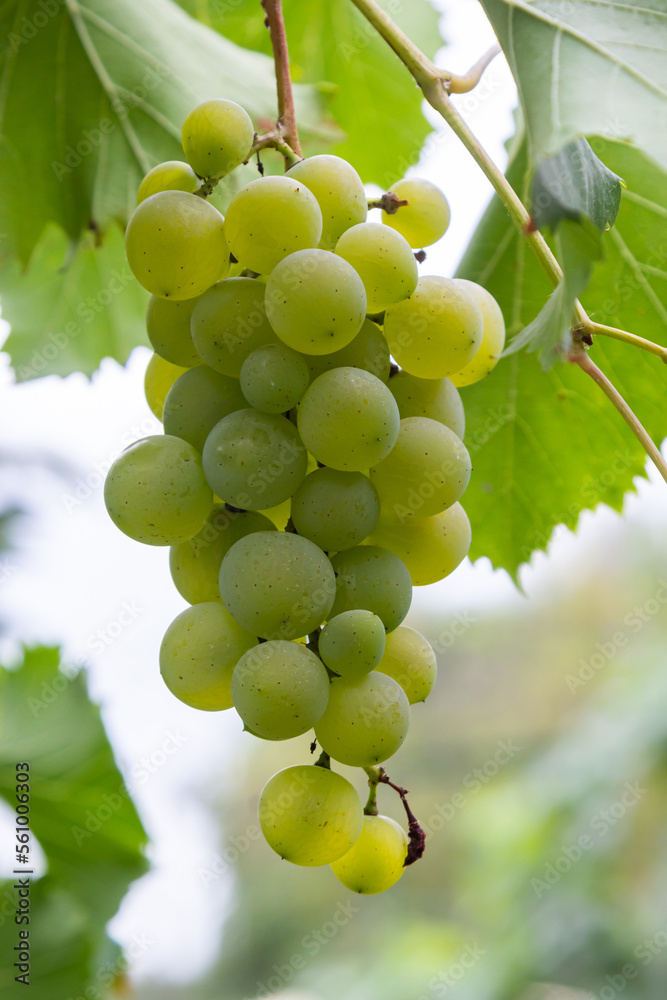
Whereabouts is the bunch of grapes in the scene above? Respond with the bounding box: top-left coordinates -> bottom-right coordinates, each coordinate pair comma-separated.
104,98 -> 505,894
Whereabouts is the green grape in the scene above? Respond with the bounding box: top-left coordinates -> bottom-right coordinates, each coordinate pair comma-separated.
368,503 -> 471,587
231,640 -> 329,740
240,344 -> 310,414
170,505 -> 276,604
202,409 -> 307,509
181,98 -> 254,179
163,366 -> 246,453
286,154 -> 367,250
449,278 -> 506,386
125,191 -> 230,300
369,417 -> 471,519
388,370 -> 465,439
104,435 -> 212,545
291,468 -> 380,551
219,531 -> 335,639
376,625 -> 437,703
146,295 -> 202,368
335,222 -> 418,313
314,671 -> 410,766
258,765 -> 363,866
137,160 -> 199,203
144,353 -> 190,421
319,610 -> 386,679
329,545 -> 412,632
305,319 -> 390,383
382,178 -> 450,248
297,368 -> 399,471
159,602 -> 256,711
331,814 -> 408,894
264,249 -> 366,355
191,277 -> 279,376
383,276 -> 482,379
224,176 -> 322,274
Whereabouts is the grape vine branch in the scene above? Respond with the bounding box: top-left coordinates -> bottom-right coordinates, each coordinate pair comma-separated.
347,0 -> 667,486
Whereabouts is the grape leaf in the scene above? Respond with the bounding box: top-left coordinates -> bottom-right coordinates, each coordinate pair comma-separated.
457,137 -> 667,577
0,224 -> 148,382
481,0 -> 667,171
531,137 -> 623,233
174,0 -> 442,183
0,0 -> 330,264
0,646 -> 148,998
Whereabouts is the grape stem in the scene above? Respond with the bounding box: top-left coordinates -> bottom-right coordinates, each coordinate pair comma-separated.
314,750 -> 331,769
347,0 -> 667,485
569,347 -> 667,485
367,192 -> 409,214
261,0 -> 303,163
363,766 -> 426,866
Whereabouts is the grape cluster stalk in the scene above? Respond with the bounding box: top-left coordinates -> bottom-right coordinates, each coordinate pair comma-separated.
104,98 -> 506,894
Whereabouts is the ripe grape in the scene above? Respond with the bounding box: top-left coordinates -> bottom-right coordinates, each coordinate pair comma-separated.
181,98 -> 254,179
146,294 -> 201,368
163,365 -> 246,452
287,154 -> 367,250
319,610 -> 386,679
159,602 -> 256,710
369,503 -> 471,586
370,416 -> 471,518
376,626 -> 437,703
125,191 -> 230,299
202,408 -> 307,509
144,353 -> 190,421
305,318 -> 390,383
382,178 -> 450,248
137,160 -> 199,203
258,765 -> 363,866
449,278 -> 506,386
330,814 -> 408,893
314,671 -> 410,766
170,506 -> 276,604
329,545 -> 412,632
191,277 -> 278,376
231,640 -> 329,740
383,275 -> 482,378
240,343 -> 310,414
104,435 -> 212,545
335,222 -> 417,313
219,531 -> 335,639
297,368 -> 399,471
264,249 -> 366,355
224,176 -> 322,274
291,468 -> 380,552
388,370 -> 465,439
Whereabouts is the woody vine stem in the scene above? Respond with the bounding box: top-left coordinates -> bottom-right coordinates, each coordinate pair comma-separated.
343,0 -> 667,484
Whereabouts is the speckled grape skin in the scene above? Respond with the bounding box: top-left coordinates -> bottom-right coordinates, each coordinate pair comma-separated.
304,319 -> 390,383
329,545 -> 412,632
383,275 -> 483,379
159,602 -> 256,711
163,366 -> 246,453
375,625 -> 437,703
231,640 -> 330,740
240,343 -> 310,414
104,435 -> 212,545
202,409 -> 308,509
319,610 -> 386,679
258,765 -> 363,866
191,277 -> 279,377
297,367 -> 399,472
219,531 -> 336,639
287,154 -> 367,250
335,222 -> 418,313
181,99 -> 254,179
291,468 -> 380,551
388,370 -> 465,439
125,191 -> 229,300
369,503 -> 471,588
264,249 -> 366,355
314,671 -> 410,766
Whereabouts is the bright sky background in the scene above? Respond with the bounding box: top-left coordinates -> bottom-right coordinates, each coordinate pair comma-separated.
0,0 -> 664,990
